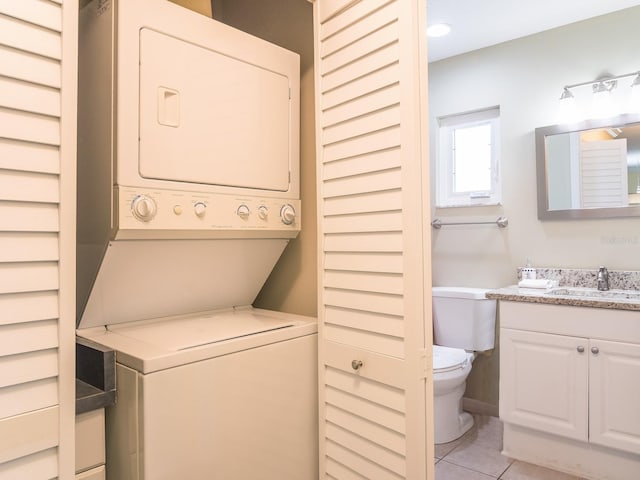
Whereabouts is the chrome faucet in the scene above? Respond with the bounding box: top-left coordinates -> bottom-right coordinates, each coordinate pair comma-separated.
597,266 -> 609,291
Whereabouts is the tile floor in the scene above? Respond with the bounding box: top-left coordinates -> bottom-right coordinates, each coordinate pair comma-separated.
435,415 -> 586,479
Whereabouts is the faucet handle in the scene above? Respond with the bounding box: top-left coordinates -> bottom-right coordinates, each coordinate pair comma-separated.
597,266 -> 609,291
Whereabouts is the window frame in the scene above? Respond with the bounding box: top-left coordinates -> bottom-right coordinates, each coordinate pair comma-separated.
436,107 -> 501,207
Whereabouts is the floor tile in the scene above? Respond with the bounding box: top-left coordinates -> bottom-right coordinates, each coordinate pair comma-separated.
445,438 -> 514,477
434,436 -> 465,459
435,460 -> 496,480
500,460 -> 584,480
464,415 -> 504,450
434,415 -> 579,480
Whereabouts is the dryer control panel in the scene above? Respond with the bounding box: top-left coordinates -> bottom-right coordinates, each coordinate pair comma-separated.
115,186 -> 300,239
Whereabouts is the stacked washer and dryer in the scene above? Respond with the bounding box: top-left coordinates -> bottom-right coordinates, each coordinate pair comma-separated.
75,1 -> 317,479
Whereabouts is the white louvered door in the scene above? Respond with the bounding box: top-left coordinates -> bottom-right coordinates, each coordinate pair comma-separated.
0,0 -> 77,478
313,1 -> 433,478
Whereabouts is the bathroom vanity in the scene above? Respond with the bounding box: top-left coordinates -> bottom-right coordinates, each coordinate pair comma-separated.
488,286 -> 640,480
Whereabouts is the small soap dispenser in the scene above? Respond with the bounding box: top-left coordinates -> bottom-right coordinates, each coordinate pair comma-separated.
522,259 -> 537,280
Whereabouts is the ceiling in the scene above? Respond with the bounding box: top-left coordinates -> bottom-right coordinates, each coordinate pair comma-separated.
427,0 -> 640,62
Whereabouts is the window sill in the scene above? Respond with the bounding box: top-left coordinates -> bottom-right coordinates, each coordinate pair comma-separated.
435,201 -> 502,209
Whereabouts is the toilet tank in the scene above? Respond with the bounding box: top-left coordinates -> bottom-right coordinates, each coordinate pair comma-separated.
432,287 -> 496,351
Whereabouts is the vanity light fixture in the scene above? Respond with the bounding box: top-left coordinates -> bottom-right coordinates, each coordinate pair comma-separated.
631,73 -> 640,113
558,70 -> 640,122
591,79 -> 616,119
558,87 -> 578,123
605,127 -> 622,138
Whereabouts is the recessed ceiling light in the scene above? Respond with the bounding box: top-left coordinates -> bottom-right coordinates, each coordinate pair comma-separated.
427,23 -> 451,38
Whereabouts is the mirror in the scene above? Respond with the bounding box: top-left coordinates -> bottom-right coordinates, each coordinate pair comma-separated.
536,114 -> 640,220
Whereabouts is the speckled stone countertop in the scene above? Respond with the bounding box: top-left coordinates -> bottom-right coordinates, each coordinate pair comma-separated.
516,267 -> 640,291
486,285 -> 640,312
487,267 -> 640,312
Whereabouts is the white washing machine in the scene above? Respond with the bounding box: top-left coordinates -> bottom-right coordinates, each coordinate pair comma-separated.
77,307 -> 317,480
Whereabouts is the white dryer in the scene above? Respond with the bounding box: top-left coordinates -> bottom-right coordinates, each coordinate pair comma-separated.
77,308 -> 317,480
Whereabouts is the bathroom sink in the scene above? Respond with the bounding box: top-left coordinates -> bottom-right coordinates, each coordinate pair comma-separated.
546,287 -> 640,301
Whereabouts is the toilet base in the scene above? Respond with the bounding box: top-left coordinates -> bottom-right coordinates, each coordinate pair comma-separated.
434,381 -> 474,444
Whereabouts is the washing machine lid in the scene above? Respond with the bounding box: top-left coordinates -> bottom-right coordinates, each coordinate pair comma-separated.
433,345 -> 469,373
108,309 -> 294,351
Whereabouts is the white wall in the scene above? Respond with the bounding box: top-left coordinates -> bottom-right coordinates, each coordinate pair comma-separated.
428,6 -> 640,407
430,6 -> 640,289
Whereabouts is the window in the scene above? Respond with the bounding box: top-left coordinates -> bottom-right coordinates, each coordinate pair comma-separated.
436,107 -> 501,207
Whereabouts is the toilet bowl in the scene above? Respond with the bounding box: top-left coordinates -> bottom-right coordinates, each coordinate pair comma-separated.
433,345 -> 474,444
431,287 -> 496,444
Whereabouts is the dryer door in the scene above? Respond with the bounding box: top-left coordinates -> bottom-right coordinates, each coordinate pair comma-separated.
138,28 -> 292,192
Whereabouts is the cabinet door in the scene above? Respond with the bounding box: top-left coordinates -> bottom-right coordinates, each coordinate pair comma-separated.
500,328 -> 588,441
589,339 -> 640,454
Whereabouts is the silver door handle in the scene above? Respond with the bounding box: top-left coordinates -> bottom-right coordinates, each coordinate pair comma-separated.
591,346 -> 599,355
577,346 -> 585,353
351,360 -> 363,371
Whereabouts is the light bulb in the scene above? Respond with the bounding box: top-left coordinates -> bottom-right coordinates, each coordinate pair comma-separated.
427,23 -> 451,38
557,88 -> 578,124
591,81 -> 615,119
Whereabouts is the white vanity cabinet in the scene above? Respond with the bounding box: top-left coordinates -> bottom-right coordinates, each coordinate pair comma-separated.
501,328 -> 589,441
589,339 -> 640,453
499,301 -> 640,479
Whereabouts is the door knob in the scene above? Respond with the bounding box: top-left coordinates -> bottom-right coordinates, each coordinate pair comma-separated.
351,360 -> 363,371
591,346 -> 600,355
577,346 -> 585,353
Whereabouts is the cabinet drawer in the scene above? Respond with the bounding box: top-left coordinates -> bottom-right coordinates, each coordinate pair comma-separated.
76,465 -> 105,480
75,409 -> 105,473
499,301 -> 640,343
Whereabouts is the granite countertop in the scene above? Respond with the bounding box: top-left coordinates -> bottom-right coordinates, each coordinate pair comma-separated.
487,285 -> 640,312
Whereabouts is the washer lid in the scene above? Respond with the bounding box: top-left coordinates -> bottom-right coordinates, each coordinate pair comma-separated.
108,309 -> 294,351
433,345 -> 469,372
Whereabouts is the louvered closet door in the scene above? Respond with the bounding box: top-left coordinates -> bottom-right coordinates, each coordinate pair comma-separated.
0,0 -> 77,478
313,1 -> 432,479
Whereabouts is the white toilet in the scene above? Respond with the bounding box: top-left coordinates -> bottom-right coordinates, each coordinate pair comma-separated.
432,287 -> 496,444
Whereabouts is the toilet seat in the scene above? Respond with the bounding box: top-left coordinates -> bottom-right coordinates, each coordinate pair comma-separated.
433,345 -> 469,373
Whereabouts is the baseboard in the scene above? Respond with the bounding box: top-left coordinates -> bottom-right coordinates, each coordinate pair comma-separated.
463,397 -> 498,417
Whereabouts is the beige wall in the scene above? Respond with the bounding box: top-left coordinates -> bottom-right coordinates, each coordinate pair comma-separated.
429,7 -> 640,408
168,0 -> 212,16
81,0 -> 212,15
212,0 -> 317,317
253,67 -> 317,317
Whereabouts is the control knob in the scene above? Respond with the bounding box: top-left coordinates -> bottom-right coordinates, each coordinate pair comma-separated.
131,194 -> 157,222
237,204 -> 250,219
280,204 -> 296,225
257,205 -> 268,220
194,202 -> 207,217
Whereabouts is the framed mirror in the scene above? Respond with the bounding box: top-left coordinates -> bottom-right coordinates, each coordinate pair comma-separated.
536,113 -> 640,220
